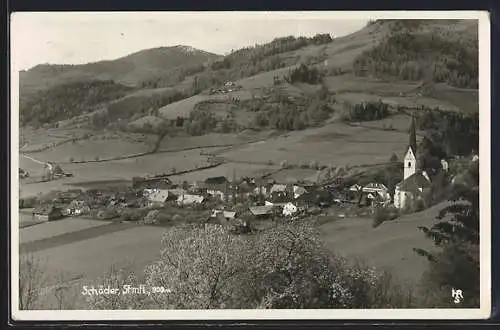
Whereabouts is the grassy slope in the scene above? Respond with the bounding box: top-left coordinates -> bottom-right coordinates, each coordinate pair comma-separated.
319,202 -> 447,283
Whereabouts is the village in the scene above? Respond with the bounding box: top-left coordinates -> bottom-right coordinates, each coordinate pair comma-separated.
20,117 -> 477,233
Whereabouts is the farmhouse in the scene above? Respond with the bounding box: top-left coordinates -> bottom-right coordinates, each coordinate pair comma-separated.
394,116 -> 432,210
249,205 -> 274,218
293,185 -> 308,199
144,189 -> 170,207
282,202 -> 305,216
66,200 -> 90,216
33,204 -> 63,222
177,194 -> 204,206
210,209 -> 237,220
441,159 -> 449,172
206,183 -> 229,201
362,183 -> 391,201
205,176 -> 229,185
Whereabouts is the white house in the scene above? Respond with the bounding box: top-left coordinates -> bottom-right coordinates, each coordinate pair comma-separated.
211,210 -> 237,220
177,194 -> 204,206
145,189 -> 170,207
441,159 -> 449,172
362,183 -> 390,201
293,186 -> 308,199
254,186 -> 269,196
282,202 -> 298,216
349,184 -> 362,192
270,184 -> 287,194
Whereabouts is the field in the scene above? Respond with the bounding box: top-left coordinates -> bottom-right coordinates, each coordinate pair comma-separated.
19,218 -> 112,244
319,203 -> 446,284
18,201 -> 442,309
219,117 -> 413,168
20,223 -> 165,289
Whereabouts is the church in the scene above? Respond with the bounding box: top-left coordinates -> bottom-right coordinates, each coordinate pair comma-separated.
393,116 -> 432,210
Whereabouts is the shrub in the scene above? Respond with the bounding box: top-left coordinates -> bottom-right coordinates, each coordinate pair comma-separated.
389,153 -> 399,163
144,210 -> 160,224
69,157 -> 74,163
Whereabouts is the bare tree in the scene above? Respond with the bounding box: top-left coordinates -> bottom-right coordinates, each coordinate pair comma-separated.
19,254 -> 46,310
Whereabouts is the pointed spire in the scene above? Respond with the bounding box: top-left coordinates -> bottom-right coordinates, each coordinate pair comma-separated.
409,114 -> 417,154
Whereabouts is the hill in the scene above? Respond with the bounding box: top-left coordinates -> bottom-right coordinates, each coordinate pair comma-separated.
19,19 -> 479,134
19,45 -> 220,96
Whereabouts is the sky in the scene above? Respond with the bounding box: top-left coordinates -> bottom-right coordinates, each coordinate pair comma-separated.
11,12 -> 369,71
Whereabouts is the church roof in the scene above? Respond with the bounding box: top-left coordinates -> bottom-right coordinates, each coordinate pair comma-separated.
397,172 -> 431,192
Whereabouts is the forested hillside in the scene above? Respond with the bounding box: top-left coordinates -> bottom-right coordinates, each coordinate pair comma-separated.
353,20 -> 478,88
20,80 -> 134,126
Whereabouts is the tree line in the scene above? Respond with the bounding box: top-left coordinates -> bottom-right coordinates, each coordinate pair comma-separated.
416,108 -> 479,157
353,30 -> 478,88
140,34 -> 333,93
20,80 -> 133,126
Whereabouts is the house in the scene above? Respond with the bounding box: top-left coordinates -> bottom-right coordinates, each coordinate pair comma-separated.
293,185 -> 308,199
210,209 -> 237,220
349,184 -> 362,192
206,183 -> 229,201
362,183 -> 391,201
144,189 -> 170,207
270,184 -> 287,194
66,200 -> 90,216
393,116 -> 432,210
253,185 -> 269,197
441,159 -> 449,172
205,176 -> 229,185
249,205 -> 274,218
282,202 -> 305,216
168,188 -> 188,197
190,181 -> 207,193
236,181 -> 255,198
33,204 -> 63,222
177,194 -> 204,206
269,183 -> 293,201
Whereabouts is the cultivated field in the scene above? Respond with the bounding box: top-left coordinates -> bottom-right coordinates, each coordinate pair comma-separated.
19,218 -> 112,244
219,119 -> 412,168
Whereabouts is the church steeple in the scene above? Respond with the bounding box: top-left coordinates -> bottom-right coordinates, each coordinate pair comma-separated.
403,115 -> 418,180
409,115 -> 417,155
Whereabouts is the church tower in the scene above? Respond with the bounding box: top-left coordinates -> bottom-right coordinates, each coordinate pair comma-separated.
403,115 -> 418,180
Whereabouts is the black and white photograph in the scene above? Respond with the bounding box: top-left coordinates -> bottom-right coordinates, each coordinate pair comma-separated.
10,11 -> 491,320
